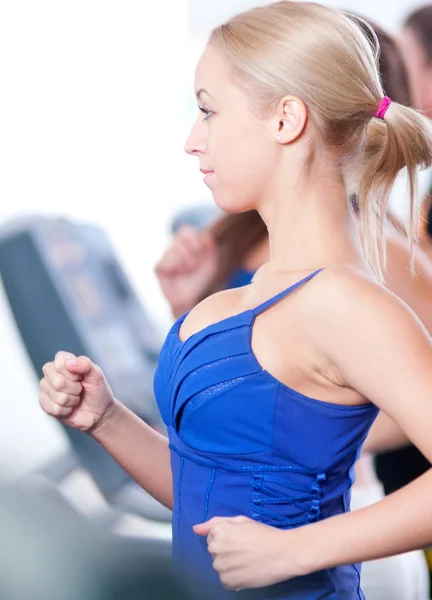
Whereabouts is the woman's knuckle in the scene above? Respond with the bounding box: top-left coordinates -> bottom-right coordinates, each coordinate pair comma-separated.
52,403 -> 63,417
52,376 -> 65,391
42,363 -> 50,375
57,392 -> 69,406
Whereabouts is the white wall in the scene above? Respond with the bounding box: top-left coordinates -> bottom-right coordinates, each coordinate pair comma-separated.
0,0 -> 189,328
0,0 -> 189,476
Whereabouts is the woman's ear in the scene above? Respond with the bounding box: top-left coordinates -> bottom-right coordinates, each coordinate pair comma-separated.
274,95 -> 308,144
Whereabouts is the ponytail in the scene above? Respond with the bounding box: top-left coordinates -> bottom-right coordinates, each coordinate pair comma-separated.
357,102 -> 432,278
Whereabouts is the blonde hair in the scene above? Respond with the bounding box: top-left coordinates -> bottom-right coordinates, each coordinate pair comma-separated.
209,1 -> 432,279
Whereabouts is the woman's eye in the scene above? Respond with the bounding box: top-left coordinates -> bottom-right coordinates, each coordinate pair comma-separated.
199,106 -> 213,121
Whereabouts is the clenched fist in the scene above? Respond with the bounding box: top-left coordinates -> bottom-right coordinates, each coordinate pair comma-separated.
155,225 -> 219,318
194,516 -> 297,590
39,351 -> 115,433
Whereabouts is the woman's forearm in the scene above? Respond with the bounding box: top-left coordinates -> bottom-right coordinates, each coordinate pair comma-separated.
291,469 -> 432,577
89,400 -> 173,509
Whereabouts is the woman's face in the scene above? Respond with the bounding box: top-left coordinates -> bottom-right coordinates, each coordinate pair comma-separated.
400,26 -> 432,116
184,45 -> 279,213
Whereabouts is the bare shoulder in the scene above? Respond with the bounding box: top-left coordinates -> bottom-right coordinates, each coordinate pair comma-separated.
302,264 -> 414,324
300,264 -> 431,388
296,263 -> 432,370
296,265 -> 432,436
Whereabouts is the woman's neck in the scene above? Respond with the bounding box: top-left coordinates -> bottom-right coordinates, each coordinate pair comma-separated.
259,174 -> 366,274
242,238 -> 269,272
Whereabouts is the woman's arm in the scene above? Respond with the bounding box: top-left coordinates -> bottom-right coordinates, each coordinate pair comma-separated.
362,231 -> 432,454
90,400 -> 173,509
363,410 -> 409,453
293,469 -> 432,576
385,227 -> 432,334
297,267 -> 432,571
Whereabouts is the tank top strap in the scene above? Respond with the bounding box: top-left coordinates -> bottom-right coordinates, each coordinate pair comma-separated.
252,268 -> 324,316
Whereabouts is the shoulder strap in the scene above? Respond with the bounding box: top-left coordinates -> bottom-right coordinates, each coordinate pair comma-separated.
253,268 -> 324,316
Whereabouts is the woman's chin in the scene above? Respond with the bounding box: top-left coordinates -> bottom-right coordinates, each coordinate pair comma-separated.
211,191 -> 255,214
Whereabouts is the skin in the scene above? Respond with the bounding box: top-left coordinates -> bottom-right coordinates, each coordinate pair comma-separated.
420,197 -> 432,263
40,45 -> 432,591
156,222 -> 432,463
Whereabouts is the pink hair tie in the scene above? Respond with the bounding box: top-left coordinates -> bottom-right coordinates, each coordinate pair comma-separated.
374,96 -> 392,120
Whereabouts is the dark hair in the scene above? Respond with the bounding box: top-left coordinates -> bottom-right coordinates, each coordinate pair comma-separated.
206,17 -> 413,294
206,210 -> 267,296
405,5 -> 432,63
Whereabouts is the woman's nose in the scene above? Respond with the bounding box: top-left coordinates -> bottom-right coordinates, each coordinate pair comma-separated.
184,118 -> 206,156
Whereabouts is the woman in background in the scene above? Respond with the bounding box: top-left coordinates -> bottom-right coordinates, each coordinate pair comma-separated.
400,5 -> 432,264
156,19 -> 432,600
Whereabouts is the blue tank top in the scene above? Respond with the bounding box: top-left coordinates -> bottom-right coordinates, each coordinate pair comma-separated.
154,269 -> 378,599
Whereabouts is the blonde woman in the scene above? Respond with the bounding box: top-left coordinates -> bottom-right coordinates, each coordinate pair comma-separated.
39,3 -> 432,598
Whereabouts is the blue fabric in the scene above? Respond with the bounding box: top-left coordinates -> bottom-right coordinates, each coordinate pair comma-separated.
154,269 -> 378,599
226,267 -> 255,290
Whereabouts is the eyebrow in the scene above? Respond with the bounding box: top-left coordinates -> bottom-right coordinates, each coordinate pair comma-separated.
196,88 -> 214,101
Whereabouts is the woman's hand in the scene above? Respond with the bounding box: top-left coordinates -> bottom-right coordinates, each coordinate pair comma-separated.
155,225 -> 219,318
194,516 -> 297,590
39,351 -> 116,433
